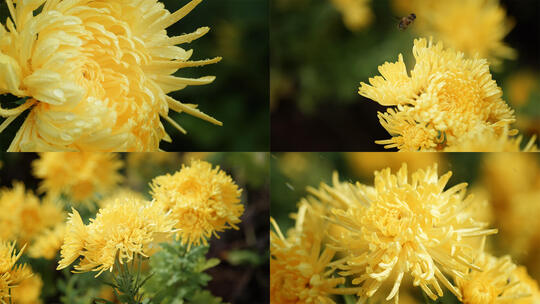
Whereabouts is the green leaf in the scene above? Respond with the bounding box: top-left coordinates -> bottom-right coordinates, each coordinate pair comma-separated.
225,250 -> 262,266
201,258 -> 220,271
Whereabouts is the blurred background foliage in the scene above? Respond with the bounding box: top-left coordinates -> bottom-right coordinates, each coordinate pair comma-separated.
0,0 -> 269,151
271,0 -> 540,151
271,152 -> 540,303
0,152 -> 269,304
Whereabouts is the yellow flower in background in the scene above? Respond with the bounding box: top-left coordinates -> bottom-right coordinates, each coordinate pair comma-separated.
506,70 -> 538,108
410,0 -> 516,67
270,205 -> 356,304
28,223 -> 66,260
0,183 -> 64,245
481,154 -> 539,218
346,152 -> 442,176
150,160 -> 243,249
359,38 -> 516,151
330,0 -> 373,31
331,164 -> 497,302
11,268 -> 42,304
33,152 -> 123,202
0,0 -> 221,151
513,266 -> 540,304
456,251 -> 530,304
0,242 -> 33,304
57,198 -> 176,277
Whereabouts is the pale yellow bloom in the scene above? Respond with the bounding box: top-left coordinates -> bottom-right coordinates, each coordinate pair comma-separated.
57,198 -> 176,277
456,250 -> 533,304
0,242 -> 33,304
0,0 -> 221,151
0,183 -> 64,245
11,268 -> 42,304
150,160 -> 243,249
28,223 -> 66,260
328,164 -> 496,302
270,204 -> 356,304
330,0 -> 373,31
97,188 -> 146,208
403,0 -> 516,67
33,152 -> 123,202
359,38 -> 516,151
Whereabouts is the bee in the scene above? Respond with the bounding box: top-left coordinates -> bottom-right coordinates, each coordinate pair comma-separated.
397,13 -> 416,30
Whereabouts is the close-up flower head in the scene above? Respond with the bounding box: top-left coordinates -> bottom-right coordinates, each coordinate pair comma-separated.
150,159 -> 244,249
359,37 -> 517,151
0,0 -> 270,151
271,152 -> 540,303
271,0 -> 539,151
0,0 -> 221,151
57,198 -> 177,277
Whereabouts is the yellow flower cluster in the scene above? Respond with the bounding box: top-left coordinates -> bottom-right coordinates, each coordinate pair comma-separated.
150,160 -> 244,249
359,38 -> 517,151
0,242 -> 33,304
271,163 -> 540,304
270,204 -> 356,304
0,183 -> 64,246
57,197 -> 176,277
0,0 -> 221,151
32,152 -> 123,202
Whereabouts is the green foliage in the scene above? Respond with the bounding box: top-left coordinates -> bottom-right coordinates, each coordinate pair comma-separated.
57,270 -> 106,304
225,249 -> 266,266
143,240 -> 223,304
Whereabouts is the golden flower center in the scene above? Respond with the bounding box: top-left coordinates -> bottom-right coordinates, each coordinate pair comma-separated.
432,71 -> 483,115
461,275 -> 497,304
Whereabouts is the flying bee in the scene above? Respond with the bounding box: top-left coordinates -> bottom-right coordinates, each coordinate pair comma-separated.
396,13 -> 416,30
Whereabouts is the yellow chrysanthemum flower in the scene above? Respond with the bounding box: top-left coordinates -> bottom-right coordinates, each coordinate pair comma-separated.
97,188 -> 146,208
328,164 -> 497,302
150,160 -> 243,249
270,204 -> 356,304
0,242 -> 33,304
0,183 -> 64,245
456,248 -> 532,304
11,267 -> 42,304
0,0 -> 221,151
330,0 -> 373,31
443,126 -> 538,152
32,152 -> 123,202
412,0 -> 516,67
359,38 -> 516,151
28,223 -> 66,260
57,198 -> 176,277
